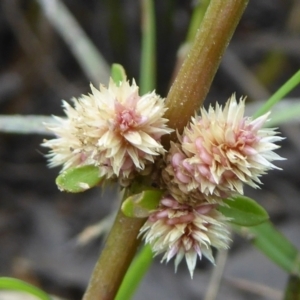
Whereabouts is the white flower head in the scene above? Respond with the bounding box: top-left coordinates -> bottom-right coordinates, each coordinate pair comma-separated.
42,78 -> 173,182
178,94 -> 284,196
140,196 -> 231,278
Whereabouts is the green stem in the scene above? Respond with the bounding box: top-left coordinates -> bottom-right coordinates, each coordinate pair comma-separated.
284,274 -> 300,300
283,248 -> 300,300
140,0 -> 156,94
83,1 -> 250,299
169,0 -> 209,86
115,245 -> 153,300
186,0 -> 210,43
284,275 -> 300,300
82,204 -> 146,300
164,0 -> 249,141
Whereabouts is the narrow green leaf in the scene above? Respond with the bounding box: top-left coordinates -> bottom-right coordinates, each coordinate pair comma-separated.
116,245 -> 153,300
253,69 -> 300,118
121,189 -> 163,218
265,101 -> 300,127
140,0 -> 156,94
56,165 -> 102,193
219,196 -> 269,226
0,277 -> 51,300
186,0 -> 210,43
111,64 -> 127,85
236,221 -> 300,275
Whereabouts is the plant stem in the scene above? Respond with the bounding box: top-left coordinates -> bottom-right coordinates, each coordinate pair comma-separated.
82,206 -> 145,300
164,0 -> 249,140
139,0 -> 156,94
284,251 -> 300,300
284,275 -> 300,300
83,1 -> 250,299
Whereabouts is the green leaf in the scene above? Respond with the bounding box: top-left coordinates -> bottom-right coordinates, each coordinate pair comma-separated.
121,189 -> 163,218
265,101 -> 300,127
116,245 -> 153,300
219,196 -> 269,226
56,165 -> 102,193
0,277 -> 51,300
253,69 -> 300,118
235,221 -> 300,275
111,64 -> 127,85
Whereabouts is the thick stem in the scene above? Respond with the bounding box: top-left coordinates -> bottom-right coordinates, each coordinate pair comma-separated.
83,207 -> 145,300
164,0 -> 249,139
83,1 -> 249,299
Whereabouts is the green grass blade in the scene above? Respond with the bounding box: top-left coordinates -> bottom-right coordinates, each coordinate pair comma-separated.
115,245 -> 153,300
139,0 -> 156,94
253,69 -> 300,118
0,277 -> 51,300
236,221 -> 300,275
186,0 -> 210,43
266,101 -> 300,127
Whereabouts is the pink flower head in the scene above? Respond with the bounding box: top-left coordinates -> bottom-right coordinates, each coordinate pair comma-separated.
162,142 -> 230,205
42,78 -> 173,182
179,95 -> 284,196
140,196 -> 231,278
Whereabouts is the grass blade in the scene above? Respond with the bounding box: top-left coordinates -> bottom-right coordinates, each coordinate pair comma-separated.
0,277 -> 51,300
115,245 -> 153,300
140,0 -> 156,94
253,69 -> 300,118
236,221 -> 300,275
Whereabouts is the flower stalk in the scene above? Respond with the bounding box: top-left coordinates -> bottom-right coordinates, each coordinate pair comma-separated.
83,204 -> 146,300
83,0 -> 250,299
164,0 -> 249,140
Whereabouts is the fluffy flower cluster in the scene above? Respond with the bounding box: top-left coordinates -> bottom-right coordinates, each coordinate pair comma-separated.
141,94 -> 284,277
42,79 -> 172,182
162,95 -> 284,204
43,82 -> 284,278
140,196 -> 230,278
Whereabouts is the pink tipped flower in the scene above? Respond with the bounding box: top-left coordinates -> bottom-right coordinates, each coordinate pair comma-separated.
162,142 -> 230,205
140,196 -> 231,278
42,78 -> 172,181
178,95 -> 284,196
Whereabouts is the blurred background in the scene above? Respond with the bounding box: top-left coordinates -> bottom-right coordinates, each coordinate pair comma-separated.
1,0 -> 300,299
